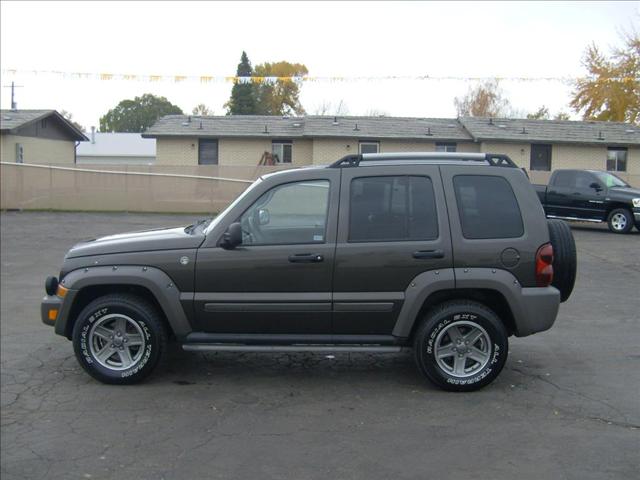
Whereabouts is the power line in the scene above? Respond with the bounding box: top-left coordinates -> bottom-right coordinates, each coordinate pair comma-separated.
2,81 -> 23,109
2,69 -> 638,84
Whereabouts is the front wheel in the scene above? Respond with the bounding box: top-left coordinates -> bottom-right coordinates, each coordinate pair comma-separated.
607,208 -> 633,234
72,294 -> 167,384
413,301 -> 508,392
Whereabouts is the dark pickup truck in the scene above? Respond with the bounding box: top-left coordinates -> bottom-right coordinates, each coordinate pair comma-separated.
534,169 -> 640,233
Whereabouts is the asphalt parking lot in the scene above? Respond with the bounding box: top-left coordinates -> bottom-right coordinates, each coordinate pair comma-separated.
1,211 -> 638,480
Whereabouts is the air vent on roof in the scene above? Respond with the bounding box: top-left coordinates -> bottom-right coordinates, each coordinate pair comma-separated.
263,124 -> 269,134
425,127 -> 433,136
626,129 -> 635,133
489,118 -> 494,125
354,123 -> 360,131
520,127 -> 527,134
597,131 -> 604,140
497,124 -> 506,128
292,122 -> 302,128
332,116 -> 339,125
181,122 -> 190,126
447,124 -> 456,128
198,121 -> 203,130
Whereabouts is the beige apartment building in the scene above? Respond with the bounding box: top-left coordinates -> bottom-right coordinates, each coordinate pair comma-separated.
143,115 -> 640,182
1,110 -> 88,164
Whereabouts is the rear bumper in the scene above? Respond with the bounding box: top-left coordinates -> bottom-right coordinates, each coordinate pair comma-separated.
514,286 -> 561,336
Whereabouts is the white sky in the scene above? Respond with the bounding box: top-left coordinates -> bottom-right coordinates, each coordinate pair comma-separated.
1,1 -> 638,130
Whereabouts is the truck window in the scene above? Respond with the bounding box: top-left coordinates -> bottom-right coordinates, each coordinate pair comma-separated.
453,175 -> 524,239
349,176 -> 438,242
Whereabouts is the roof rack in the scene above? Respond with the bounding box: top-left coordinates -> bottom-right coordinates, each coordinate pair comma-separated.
328,152 -> 519,169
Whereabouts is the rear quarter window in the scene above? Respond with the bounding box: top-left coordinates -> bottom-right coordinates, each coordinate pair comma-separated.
453,175 -> 524,239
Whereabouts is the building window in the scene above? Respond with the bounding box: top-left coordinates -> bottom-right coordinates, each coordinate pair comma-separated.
607,147 -> 627,172
272,140 -> 293,163
530,144 -> 552,171
436,142 -> 457,152
198,139 -> 218,165
359,142 -> 379,154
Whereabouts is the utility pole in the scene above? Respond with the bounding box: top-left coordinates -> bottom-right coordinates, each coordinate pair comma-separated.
3,81 -> 23,110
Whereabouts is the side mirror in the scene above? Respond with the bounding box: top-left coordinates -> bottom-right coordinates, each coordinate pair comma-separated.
590,182 -> 603,191
220,222 -> 242,249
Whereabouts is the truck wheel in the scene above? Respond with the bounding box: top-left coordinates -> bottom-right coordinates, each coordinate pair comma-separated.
413,301 -> 508,392
607,208 -> 633,234
547,219 -> 577,302
72,294 -> 167,385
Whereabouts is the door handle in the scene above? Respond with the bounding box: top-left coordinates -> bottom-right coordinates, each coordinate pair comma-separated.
288,253 -> 324,263
412,249 -> 445,260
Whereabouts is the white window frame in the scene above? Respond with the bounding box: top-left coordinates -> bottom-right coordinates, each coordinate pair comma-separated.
436,142 -> 457,152
606,147 -> 627,172
272,141 -> 293,164
359,141 -> 380,154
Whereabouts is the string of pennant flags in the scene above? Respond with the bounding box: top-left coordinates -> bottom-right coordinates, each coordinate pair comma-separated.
2,69 -> 638,84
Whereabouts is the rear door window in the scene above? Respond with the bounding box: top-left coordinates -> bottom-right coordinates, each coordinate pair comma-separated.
349,176 -> 438,242
453,175 -> 524,239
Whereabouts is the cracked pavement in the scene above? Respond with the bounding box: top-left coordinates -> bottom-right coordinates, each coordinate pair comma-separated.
1,211 -> 639,480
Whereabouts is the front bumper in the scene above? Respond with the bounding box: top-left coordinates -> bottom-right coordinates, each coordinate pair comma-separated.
41,295 -> 63,327
633,208 -> 640,223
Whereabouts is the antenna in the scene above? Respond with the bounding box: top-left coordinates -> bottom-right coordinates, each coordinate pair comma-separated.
2,81 -> 24,110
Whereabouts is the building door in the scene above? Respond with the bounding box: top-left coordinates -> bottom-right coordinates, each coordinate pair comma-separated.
530,144 -> 552,171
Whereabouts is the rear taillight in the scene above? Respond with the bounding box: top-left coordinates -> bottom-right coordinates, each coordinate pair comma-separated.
535,243 -> 554,287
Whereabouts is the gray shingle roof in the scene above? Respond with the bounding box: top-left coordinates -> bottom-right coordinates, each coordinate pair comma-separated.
0,109 -> 88,141
143,115 -> 473,141
460,117 -> 640,146
76,133 -> 156,157
1,109 -> 54,130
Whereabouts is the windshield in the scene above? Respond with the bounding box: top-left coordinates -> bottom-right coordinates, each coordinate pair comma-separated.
203,178 -> 263,235
592,171 -> 630,188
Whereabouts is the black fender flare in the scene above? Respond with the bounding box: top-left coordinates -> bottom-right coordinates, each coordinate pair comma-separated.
55,265 -> 192,338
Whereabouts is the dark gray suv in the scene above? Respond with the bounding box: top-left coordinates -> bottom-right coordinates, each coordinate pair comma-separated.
41,153 -> 576,391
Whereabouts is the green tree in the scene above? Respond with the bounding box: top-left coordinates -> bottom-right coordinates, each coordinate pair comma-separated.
253,61 -> 309,115
527,106 -> 550,120
225,51 -> 257,115
554,112 -> 571,121
192,104 -> 213,115
99,94 -> 183,132
571,32 -> 639,123
454,80 -> 511,117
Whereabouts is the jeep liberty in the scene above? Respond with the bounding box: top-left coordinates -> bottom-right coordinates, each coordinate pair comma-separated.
42,152 -> 577,391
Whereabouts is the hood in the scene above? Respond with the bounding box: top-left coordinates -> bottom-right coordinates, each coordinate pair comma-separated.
609,186 -> 640,200
66,226 -> 206,258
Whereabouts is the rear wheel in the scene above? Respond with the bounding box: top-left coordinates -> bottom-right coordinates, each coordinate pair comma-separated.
413,300 -> 508,392
607,208 -> 633,234
72,294 -> 167,384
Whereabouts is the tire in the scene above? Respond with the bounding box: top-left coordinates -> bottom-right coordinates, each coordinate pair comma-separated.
72,293 -> 167,385
607,208 -> 633,234
413,300 -> 508,392
547,219 -> 577,302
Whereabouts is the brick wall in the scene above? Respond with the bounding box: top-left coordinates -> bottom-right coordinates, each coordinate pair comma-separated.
155,137 -> 198,165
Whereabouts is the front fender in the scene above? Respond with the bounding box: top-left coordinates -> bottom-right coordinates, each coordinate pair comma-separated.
56,265 -> 192,338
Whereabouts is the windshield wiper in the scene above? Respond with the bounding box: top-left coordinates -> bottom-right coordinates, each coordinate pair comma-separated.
184,218 -> 210,234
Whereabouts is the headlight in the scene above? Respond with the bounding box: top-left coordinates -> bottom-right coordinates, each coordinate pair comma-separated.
633,198 -> 640,208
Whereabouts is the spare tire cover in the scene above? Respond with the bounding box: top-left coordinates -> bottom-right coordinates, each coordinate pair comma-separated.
547,219 -> 577,302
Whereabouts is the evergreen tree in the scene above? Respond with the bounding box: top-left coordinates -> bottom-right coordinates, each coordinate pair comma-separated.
225,51 -> 257,115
